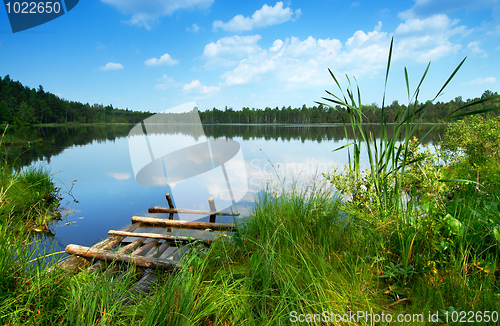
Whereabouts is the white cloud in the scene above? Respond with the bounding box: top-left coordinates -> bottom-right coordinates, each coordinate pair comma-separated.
100,0 -> 214,29
203,35 -> 262,57
155,74 -> 178,90
198,15 -> 475,105
203,35 -> 262,68
145,53 -> 179,66
187,23 -> 201,32
270,39 -> 283,52
394,14 -> 468,62
214,23 -> 387,87
467,77 -> 497,85
212,2 -> 301,32
108,172 -> 132,180
467,41 -> 488,57
399,0 -> 498,19
99,62 -> 124,71
183,80 -> 220,94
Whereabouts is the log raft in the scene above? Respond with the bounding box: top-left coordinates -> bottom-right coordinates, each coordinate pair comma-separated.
58,194 -> 239,302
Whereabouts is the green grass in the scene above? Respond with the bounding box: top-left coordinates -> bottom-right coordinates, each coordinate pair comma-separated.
0,173 -> 498,325
0,164 -> 61,231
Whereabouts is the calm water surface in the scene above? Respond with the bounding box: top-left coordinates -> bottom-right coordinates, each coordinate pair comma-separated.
8,124 -> 444,257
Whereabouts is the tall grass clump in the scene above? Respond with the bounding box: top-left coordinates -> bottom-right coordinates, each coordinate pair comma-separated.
318,37 -> 465,222
0,164 -> 60,232
139,178 -> 388,325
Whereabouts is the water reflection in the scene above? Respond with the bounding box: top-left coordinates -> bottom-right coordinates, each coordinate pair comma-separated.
128,104 -> 249,221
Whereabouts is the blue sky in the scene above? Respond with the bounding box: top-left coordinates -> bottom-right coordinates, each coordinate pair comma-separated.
1,0 -> 499,113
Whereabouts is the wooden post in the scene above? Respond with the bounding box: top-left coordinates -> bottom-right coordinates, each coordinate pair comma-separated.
208,196 -> 216,223
165,193 -> 174,220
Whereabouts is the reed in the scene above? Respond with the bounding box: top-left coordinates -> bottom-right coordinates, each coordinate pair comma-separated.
320,38 -> 463,221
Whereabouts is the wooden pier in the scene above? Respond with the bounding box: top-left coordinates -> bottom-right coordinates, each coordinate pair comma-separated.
57,194 -> 238,302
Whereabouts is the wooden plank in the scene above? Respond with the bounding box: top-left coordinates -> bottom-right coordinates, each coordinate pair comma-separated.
159,246 -> 178,260
148,206 -> 239,216
111,240 -> 161,283
171,247 -> 189,261
131,240 -> 158,257
87,238 -> 145,274
65,244 -> 180,270
208,196 -> 217,223
150,242 -> 170,259
131,216 -> 236,231
120,272 -> 158,305
52,223 -> 141,273
107,230 -> 212,243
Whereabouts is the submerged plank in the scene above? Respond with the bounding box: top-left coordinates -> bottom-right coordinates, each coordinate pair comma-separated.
65,244 -> 180,270
131,216 -> 236,231
120,272 -> 159,305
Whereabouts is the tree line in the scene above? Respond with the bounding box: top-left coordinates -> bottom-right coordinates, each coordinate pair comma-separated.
199,91 -> 499,124
1,74 -> 498,125
0,75 -> 152,125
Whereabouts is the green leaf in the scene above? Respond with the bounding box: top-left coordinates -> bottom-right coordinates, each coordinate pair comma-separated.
449,106 -> 500,119
434,57 -> 466,100
333,142 -> 354,152
443,214 -> 462,234
493,226 -> 500,244
439,178 -> 485,188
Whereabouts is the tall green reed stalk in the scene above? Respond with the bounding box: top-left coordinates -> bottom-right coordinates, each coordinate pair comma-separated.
318,37 -> 466,221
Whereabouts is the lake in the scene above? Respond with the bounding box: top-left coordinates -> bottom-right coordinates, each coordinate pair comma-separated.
5,123 -> 445,258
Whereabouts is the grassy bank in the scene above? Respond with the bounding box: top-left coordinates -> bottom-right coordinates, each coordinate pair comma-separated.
2,172 -> 496,325
0,164 -> 61,232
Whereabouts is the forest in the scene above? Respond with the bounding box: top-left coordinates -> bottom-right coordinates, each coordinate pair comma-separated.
0,74 -> 498,125
0,75 -> 152,124
198,91 -> 500,124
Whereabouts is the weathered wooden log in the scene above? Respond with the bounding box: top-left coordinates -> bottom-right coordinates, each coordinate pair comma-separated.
65,244 -> 180,270
107,230 -> 212,243
148,206 -> 239,216
131,216 -> 236,231
208,196 -> 217,223
52,223 -> 140,273
87,238 -> 145,274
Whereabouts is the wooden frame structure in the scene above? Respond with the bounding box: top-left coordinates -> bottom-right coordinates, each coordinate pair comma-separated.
58,194 -> 239,303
